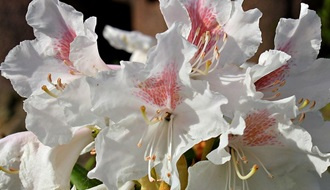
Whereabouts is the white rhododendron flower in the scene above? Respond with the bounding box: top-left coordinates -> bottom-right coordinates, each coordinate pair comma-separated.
0,128 -> 95,190
87,24 -> 228,189
251,3 -> 330,112
160,0 -> 262,75
1,0 -> 330,189
187,98 -> 330,190
0,0 -> 110,98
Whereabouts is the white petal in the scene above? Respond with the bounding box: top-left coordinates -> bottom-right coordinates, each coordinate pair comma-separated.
103,25 -> 156,53
275,3 -> 321,73
0,128 -> 93,189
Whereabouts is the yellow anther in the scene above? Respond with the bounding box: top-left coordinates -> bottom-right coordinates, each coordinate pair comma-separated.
0,166 -> 19,174
41,85 -> 58,98
298,99 -> 310,110
231,149 -> 258,180
69,70 -> 76,75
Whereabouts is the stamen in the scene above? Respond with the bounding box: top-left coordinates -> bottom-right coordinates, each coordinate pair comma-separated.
298,112 -> 306,122
309,101 -> 316,109
191,60 -> 212,76
248,151 -> 274,179
69,69 -> 79,75
140,106 -> 160,125
192,27 -> 201,44
0,166 -> 19,174
263,92 -> 281,100
47,73 -> 53,83
231,149 -> 258,180
41,85 -> 58,98
56,78 -> 66,90
298,99 -> 310,111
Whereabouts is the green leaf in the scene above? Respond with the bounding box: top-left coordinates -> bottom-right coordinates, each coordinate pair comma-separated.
70,163 -> 102,190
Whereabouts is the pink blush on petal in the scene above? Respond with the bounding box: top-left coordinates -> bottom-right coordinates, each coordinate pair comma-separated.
136,64 -> 182,110
54,28 -> 76,65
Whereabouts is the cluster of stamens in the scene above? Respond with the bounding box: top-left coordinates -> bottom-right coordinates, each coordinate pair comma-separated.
225,146 -> 274,190
262,79 -> 286,100
41,73 -> 67,98
138,105 -> 174,182
291,98 -> 316,123
190,28 -> 227,77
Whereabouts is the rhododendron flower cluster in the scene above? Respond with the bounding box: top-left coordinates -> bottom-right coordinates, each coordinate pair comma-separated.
1,0 -> 330,189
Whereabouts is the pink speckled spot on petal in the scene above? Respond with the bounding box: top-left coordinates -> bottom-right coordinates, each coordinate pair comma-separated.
54,28 -> 76,66
185,0 -> 223,53
255,64 -> 290,92
136,64 -> 182,110
241,109 -> 281,147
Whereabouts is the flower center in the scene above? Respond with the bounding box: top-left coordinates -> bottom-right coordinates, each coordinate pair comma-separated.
41,73 -> 67,98
138,106 -> 174,182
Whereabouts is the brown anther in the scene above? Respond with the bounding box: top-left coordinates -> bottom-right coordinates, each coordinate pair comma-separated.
57,78 -> 65,89
298,98 -> 304,104
272,88 -> 279,93
69,70 -> 76,75
298,113 -> 306,122
156,109 -> 161,114
223,33 -> 228,41
273,80 -> 281,85
145,156 -> 151,161
279,80 -> 286,87
151,155 -> 156,161
167,173 -> 171,177
140,106 -> 146,112
47,73 -> 53,83
309,101 -> 316,109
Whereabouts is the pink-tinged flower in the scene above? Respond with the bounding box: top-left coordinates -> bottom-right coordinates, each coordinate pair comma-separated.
0,127 -> 95,190
103,25 -> 156,63
0,0 -> 110,98
86,24 -> 228,189
251,3 -> 330,113
160,0 -> 262,76
187,98 -> 330,190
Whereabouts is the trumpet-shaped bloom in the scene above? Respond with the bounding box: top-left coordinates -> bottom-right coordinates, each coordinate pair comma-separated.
187,98 -> 330,190
252,3 -> 330,112
0,0 -> 110,98
86,24 -> 228,189
160,0 -> 262,75
0,127 -> 95,190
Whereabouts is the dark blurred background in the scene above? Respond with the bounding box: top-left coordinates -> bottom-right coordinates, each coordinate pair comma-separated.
0,0 -> 328,137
